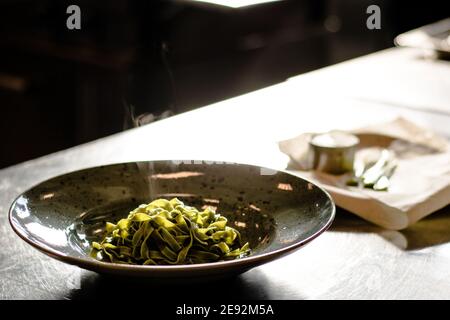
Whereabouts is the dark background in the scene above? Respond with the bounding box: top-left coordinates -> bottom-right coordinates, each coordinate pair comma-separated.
0,0 -> 448,169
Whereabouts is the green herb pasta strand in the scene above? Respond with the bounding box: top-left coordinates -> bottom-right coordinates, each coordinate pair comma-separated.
91,198 -> 250,265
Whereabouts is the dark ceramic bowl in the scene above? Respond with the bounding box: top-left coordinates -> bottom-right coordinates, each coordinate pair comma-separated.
9,161 -> 335,279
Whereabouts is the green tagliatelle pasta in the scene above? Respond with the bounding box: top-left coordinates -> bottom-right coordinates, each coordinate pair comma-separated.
91,198 -> 250,265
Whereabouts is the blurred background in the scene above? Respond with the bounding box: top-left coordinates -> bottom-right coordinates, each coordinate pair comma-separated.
0,0 -> 448,169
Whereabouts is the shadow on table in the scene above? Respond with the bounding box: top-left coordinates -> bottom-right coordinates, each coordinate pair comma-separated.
68,268 -> 274,300
330,205 -> 450,251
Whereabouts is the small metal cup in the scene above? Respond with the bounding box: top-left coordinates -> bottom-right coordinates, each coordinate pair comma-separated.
309,132 -> 359,175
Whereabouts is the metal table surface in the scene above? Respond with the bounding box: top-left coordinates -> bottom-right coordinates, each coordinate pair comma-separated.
1,47 -> 450,299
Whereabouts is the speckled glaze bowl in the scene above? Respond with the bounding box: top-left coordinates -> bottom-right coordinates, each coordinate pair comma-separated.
9,161 -> 335,279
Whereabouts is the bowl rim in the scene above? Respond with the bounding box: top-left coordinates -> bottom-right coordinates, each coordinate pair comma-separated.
9,160 -> 336,272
